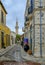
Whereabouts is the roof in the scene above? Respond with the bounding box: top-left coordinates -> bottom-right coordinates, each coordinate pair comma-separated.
0,1 -> 7,14
11,31 -> 16,34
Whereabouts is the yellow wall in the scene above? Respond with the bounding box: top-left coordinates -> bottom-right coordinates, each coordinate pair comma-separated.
0,25 -> 10,34
0,2 -> 11,49
0,4 -> 6,25
0,25 -> 11,48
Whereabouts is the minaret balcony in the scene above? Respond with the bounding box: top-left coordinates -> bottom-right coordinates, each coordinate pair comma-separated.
15,26 -> 19,29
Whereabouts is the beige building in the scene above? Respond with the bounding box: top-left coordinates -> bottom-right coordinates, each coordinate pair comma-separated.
32,0 -> 45,57
22,0 -> 31,46
23,0 -> 45,57
10,31 -> 16,45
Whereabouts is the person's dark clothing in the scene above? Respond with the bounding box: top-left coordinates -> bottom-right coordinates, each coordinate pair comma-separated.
21,41 -> 23,47
24,44 -> 29,52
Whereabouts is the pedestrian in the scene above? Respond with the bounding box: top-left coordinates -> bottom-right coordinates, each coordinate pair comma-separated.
21,40 -> 24,47
24,44 -> 29,52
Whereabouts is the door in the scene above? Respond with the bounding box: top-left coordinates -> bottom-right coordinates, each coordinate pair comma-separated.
1,32 -> 4,48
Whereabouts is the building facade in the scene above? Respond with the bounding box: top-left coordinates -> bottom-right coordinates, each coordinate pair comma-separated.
23,0 -> 45,57
21,34 -> 24,41
0,1 -> 11,49
22,0 -> 31,47
10,31 -> 16,45
32,0 -> 45,57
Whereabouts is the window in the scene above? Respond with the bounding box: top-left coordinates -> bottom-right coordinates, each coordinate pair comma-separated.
6,34 -> 10,46
38,6 -> 43,8
11,36 -> 14,44
28,6 -> 33,14
25,16 -> 29,21
28,7 -> 31,14
1,11 -> 4,23
28,0 -> 33,14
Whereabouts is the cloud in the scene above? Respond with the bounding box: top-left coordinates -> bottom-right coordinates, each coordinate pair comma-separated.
19,29 -> 24,35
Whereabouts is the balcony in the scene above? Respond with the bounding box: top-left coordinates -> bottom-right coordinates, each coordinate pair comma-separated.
38,6 -> 43,8
28,6 -> 33,14
22,27 -> 25,32
25,16 -> 30,25
28,2 -> 33,19
26,21 -> 30,25
27,11 -> 33,20
28,13 -> 32,20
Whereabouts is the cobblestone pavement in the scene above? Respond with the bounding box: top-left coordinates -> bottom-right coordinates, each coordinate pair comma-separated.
0,44 -> 25,61
0,44 -> 45,65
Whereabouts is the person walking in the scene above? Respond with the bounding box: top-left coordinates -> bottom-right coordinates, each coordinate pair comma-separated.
24,44 -> 29,52
21,40 -> 24,47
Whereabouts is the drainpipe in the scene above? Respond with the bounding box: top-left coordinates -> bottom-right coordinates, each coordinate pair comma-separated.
40,0 -> 42,57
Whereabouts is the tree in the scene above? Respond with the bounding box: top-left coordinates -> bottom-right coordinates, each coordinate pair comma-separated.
15,34 -> 21,43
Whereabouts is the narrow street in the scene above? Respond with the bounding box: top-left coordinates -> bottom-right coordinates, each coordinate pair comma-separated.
0,44 -> 25,61
0,44 -> 45,65
0,44 -> 41,65
4,44 -> 26,61
0,0 -> 45,65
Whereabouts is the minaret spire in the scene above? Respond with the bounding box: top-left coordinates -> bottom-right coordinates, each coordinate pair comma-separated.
15,18 -> 19,34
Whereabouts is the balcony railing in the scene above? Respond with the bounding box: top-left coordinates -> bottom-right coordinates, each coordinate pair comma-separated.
38,6 -> 43,8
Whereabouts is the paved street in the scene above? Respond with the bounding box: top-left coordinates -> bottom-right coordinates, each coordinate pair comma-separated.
0,44 -> 25,61
4,44 -> 26,61
0,44 -> 45,65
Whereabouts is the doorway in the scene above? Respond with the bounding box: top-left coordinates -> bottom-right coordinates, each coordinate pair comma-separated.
1,32 -> 4,48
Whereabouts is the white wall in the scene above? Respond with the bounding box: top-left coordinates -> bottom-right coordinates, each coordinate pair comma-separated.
33,10 -> 45,57
10,31 -> 16,45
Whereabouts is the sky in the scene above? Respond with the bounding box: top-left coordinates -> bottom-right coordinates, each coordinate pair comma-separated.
2,0 -> 26,35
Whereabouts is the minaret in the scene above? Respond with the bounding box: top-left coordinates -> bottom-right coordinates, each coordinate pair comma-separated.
15,18 -> 19,34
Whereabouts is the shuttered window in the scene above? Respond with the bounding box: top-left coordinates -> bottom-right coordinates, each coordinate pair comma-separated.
1,11 -> 4,24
